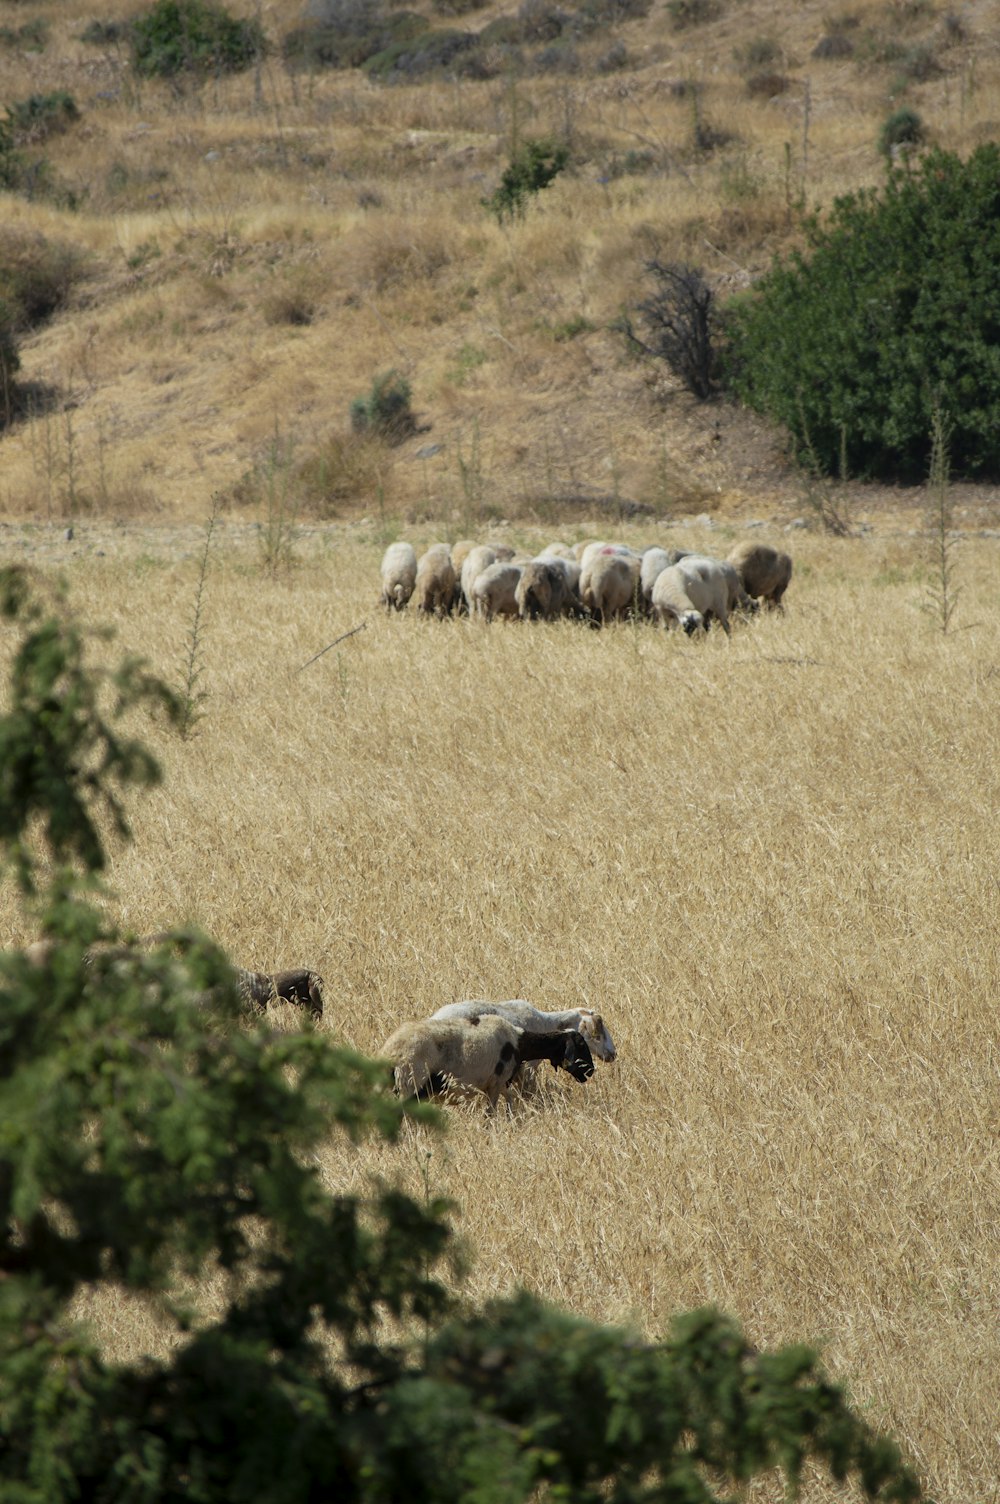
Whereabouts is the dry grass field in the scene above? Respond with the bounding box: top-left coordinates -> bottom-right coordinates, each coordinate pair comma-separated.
2,518 -> 999,1501
2,0 -> 1000,1496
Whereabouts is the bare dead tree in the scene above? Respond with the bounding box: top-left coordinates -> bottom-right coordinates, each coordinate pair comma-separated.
619,259 -> 720,399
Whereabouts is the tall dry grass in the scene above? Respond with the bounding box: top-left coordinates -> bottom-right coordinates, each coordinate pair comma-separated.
2,523 -> 998,1500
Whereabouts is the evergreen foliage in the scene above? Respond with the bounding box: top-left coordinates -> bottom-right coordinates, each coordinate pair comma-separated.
483,137 -> 569,222
723,145 -> 1000,480
349,369 -> 417,442
131,0 -> 265,78
0,564 -> 929,1504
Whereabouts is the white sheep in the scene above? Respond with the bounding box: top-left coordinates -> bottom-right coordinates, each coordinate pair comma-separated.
414,543 -> 457,616
651,554 -> 732,635
515,557 -> 581,621
432,999 -> 616,1062
380,542 -> 417,612
381,1014 -> 595,1111
727,540 -> 793,610
578,541 -> 641,575
580,550 -> 640,625
470,561 -> 522,621
460,545 -> 498,611
640,547 -> 690,609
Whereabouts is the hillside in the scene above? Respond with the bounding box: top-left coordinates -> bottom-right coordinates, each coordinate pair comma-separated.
1,0 -> 999,528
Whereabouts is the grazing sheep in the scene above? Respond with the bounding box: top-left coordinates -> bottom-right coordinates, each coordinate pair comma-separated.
578,541 -> 641,575
382,1015 -> 594,1111
727,540 -> 793,610
580,550 -> 640,625
640,547 -> 690,609
380,542 -> 417,612
516,557 -> 580,621
651,554 -> 732,635
414,543 -> 457,616
460,545 -> 498,610
470,561 -> 522,621
450,539 -> 478,579
432,999 -> 616,1063
235,967 -> 325,1020
540,542 -> 576,561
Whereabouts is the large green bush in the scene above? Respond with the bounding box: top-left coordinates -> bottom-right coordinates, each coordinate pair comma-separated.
724,145 -> 1000,480
132,0 -> 264,77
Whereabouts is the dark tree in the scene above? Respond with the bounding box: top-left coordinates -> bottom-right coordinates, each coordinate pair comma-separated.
621,259 -> 720,399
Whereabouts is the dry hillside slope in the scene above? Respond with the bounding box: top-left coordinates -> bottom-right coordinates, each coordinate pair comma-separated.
0,0 -> 998,525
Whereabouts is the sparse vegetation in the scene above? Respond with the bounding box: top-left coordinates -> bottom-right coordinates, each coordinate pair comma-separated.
922,402 -> 960,633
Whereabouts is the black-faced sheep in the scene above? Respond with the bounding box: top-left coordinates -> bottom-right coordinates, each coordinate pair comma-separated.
380,542 -> 417,611
727,540 -> 793,610
414,543 -> 457,616
382,1015 -> 594,1111
235,967 -> 325,1020
431,999 -> 616,1062
652,555 -> 732,635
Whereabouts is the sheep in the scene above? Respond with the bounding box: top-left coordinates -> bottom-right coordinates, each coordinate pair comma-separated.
460,544 -> 498,611
640,547 -> 690,610
382,1015 -> 594,1111
235,967 -> 325,1020
379,542 -> 417,612
515,557 -> 581,621
414,543 -> 457,616
580,550 -> 640,625
578,541 -> 641,575
727,540 -> 793,610
470,561 -> 522,621
539,542 -> 576,561
651,554 -> 732,635
450,539 -> 478,579
431,999 -> 616,1062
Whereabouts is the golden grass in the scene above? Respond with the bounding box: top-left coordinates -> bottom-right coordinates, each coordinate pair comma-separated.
3,521 -> 998,1500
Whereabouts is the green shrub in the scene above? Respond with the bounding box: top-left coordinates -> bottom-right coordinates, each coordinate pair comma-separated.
0,17 -> 48,50
667,0 -> 721,29
724,145 -> 1000,480
132,0 -> 265,78
5,91 -> 79,145
283,7 -> 426,71
483,137 -> 569,223
350,369 -> 416,443
0,228 -> 84,330
878,106 -> 925,157
80,18 -> 132,45
362,27 -> 478,80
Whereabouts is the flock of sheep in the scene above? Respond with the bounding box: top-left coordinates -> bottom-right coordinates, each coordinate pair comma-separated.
26,935 -> 611,1117
380,536 -> 792,632
381,1000 -> 618,1112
